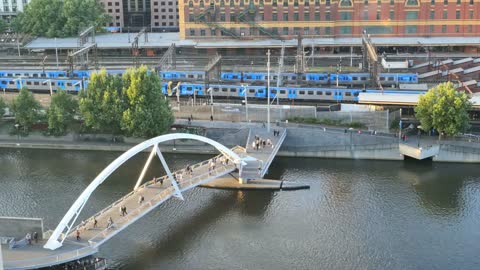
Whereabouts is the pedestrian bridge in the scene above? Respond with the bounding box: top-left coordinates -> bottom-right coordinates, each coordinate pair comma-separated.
2,130 -> 286,270
399,143 -> 440,160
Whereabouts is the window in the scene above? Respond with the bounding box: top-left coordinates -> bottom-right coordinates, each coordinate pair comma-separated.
340,12 -> 352,20
200,29 -> 205,36
469,11 -> 474,19
273,0 -> 277,6
315,12 -> 320,20
442,25 -> 447,33
455,25 -> 460,32
326,0 -> 330,6
376,11 -> 381,20
294,0 -> 298,6
390,0 -> 394,4
189,0 -> 193,7
304,0 -> 309,6
189,15 -> 194,21
304,27 -> 309,35
190,29 -> 195,36
467,25 -> 472,32
315,0 -> 320,5
364,0 -> 368,4
283,13 -> 289,20
363,11 -> 368,20
443,11 -> 447,19
406,11 -> 418,20
430,11 -> 435,19
272,14 -> 278,21
389,11 -> 394,19
283,27 -> 289,35
339,0 -> 352,6
443,0 -> 447,4
340,26 -> 352,34
325,27 -> 331,35
294,13 -> 299,21
470,0 -> 473,5
325,12 -> 331,20
406,0 -> 418,5
315,27 -> 320,35
429,25 -> 435,32
304,13 -> 310,20
405,25 -> 417,33
456,0 -> 460,4
456,10 -> 460,19
294,27 -> 301,35
431,0 -> 435,4
199,0 -> 204,7
220,14 -> 225,21
283,0 -> 288,6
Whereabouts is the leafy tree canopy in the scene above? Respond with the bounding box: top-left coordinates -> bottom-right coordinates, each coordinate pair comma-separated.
415,82 -> 471,138
79,69 -> 124,134
47,91 -> 78,136
14,0 -> 110,37
121,66 -> 174,137
12,87 -> 42,133
0,96 -> 6,117
0,19 -> 7,33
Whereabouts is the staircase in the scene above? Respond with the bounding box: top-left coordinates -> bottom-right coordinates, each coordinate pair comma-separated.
196,6 -> 240,38
237,5 -> 282,40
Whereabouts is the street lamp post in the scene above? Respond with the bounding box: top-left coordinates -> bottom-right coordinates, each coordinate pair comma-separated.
207,87 -> 214,118
242,84 -> 248,122
43,80 -> 53,96
14,124 -> 19,141
267,49 -> 271,132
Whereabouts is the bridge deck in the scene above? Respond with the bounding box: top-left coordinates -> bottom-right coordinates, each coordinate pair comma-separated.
245,127 -> 286,177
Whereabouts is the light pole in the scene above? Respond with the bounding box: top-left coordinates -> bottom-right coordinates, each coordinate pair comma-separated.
14,124 -> 19,141
241,84 -> 248,122
207,87 -> 214,118
267,49 -> 271,132
43,80 -> 53,96
55,37 -> 59,69
13,77 -> 23,89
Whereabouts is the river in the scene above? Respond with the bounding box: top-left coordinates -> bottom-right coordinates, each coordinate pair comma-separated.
0,148 -> 479,270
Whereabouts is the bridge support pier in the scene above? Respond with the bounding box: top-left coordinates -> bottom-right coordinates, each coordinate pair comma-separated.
134,145 -> 158,191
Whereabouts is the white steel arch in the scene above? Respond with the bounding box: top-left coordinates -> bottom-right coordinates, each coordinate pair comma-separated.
44,133 -> 243,250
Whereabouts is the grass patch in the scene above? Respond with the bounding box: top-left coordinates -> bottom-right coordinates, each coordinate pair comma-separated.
288,117 -> 367,129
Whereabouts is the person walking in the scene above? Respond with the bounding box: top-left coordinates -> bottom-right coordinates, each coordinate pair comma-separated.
93,217 -> 98,229
210,115 -> 213,121
160,178 -> 164,185
119,206 -> 124,216
76,230 -> 81,241
107,217 -> 114,229
33,232 -> 38,244
139,195 -> 144,204
122,206 -> 128,216
26,233 -> 32,245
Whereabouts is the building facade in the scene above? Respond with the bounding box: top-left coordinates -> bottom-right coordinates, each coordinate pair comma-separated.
99,0 -> 179,31
179,0 -> 480,39
0,0 -> 30,23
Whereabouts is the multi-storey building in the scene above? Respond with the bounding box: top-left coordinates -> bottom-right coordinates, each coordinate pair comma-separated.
99,0 -> 179,31
179,0 -> 480,39
0,0 -> 30,23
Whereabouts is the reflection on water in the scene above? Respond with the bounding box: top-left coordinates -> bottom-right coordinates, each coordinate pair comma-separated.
0,149 -> 479,270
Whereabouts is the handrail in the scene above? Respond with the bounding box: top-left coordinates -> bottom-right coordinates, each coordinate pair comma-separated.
260,129 -> 286,177
5,245 -> 97,268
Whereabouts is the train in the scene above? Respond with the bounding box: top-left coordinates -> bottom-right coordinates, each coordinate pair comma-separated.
0,69 -> 419,87
0,76 -> 424,103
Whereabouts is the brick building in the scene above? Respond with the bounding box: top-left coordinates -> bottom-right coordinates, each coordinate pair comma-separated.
98,0 -> 179,31
179,0 -> 480,39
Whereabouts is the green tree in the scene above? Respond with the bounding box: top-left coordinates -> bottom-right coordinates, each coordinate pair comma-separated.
415,82 -> 471,139
47,91 -> 78,136
0,19 -> 7,33
79,69 -> 124,134
0,96 -> 6,117
121,66 -> 174,138
12,87 -> 42,133
14,0 -> 110,37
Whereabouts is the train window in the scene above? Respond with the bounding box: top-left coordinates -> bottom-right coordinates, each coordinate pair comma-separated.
271,90 -> 277,94
15,73 -> 20,76
280,90 -> 286,94
354,92 -> 359,96
292,76 -> 297,80
302,76 -> 306,80
316,91 -> 323,95
379,77 -> 385,81
352,76 -> 358,81
361,77 -> 367,81
9,81 -> 14,84
283,76 -> 288,80
26,81 -> 32,85
299,90 -> 305,95
34,81 -> 39,85
24,73 -> 29,76
307,91 -> 314,95
345,92 -> 352,96
33,74 -> 38,78
7,74 -> 12,76
222,88 -> 228,92
248,89 -> 255,93
67,83 -> 72,86
52,82 -> 56,86
186,87 -> 192,91
188,74 -> 194,78
273,75 -> 278,80
1,81 -> 6,84
230,88 -> 237,92
388,77 -> 394,81
326,91 -> 332,95
213,88 -> 220,92
198,75 -> 203,79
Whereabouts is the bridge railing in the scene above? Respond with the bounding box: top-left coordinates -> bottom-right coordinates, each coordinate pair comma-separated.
260,128 -> 287,177
4,245 -> 97,269
86,162 -> 236,245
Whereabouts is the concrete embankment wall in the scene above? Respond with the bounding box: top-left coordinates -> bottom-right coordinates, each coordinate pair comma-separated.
278,144 -> 403,160
433,144 -> 480,163
0,217 -> 44,240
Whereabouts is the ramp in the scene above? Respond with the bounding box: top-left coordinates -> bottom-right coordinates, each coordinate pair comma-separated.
245,127 -> 287,178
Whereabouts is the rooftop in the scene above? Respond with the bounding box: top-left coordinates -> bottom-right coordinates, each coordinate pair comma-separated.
25,33 -> 480,50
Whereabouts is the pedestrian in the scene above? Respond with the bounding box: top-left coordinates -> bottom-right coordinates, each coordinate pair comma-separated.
139,195 -> 144,204
160,178 -> 164,185
262,122 -> 266,128
93,217 -> 98,229
210,115 -> 213,121
188,117 -> 191,125
119,206 -> 124,216
26,233 -> 32,245
107,217 -> 114,229
33,232 -> 38,244
344,129 -> 347,134
122,206 -> 128,216
76,230 -> 81,241
190,114 -> 193,121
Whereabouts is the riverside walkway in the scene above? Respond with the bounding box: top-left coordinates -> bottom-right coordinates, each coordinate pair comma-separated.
2,132 -> 288,270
